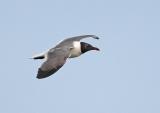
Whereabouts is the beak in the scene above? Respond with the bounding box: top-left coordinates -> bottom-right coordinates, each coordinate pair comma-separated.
92,46 -> 100,51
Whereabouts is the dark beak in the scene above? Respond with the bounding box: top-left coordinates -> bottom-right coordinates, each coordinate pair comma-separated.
92,46 -> 100,51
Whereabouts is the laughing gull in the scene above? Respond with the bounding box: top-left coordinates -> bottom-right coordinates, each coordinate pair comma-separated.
32,35 -> 100,79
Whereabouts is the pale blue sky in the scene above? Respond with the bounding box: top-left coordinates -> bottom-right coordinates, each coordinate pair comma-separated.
0,0 -> 160,113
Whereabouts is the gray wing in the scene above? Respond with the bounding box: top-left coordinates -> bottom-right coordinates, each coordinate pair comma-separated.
64,35 -> 99,41
37,47 -> 71,79
56,35 -> 99,47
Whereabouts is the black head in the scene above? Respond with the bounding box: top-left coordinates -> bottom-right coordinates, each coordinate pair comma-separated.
80,42 -> 100,54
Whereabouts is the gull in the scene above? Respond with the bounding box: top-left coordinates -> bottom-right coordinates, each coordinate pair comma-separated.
32,35 -> 100,79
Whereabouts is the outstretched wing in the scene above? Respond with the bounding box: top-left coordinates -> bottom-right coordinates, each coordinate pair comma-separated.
64,35 -> 99,41
37,47 -> 70,79
56,35 -> 99,48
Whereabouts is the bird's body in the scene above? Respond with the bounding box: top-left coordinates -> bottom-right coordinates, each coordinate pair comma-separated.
32,35 -> 100,79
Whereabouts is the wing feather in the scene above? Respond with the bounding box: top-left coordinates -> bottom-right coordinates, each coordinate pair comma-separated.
56,35 -> 99,48
37,47 -> 70,79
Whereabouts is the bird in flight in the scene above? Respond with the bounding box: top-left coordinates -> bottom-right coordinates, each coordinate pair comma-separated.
31,35 -> 100,79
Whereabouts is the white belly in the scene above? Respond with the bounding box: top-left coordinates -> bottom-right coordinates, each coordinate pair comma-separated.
69,41 -> 81,58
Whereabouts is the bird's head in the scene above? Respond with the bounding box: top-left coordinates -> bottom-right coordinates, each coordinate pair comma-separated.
80,42 -> 100,54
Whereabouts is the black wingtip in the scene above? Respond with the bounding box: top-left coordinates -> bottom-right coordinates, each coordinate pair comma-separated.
36,66 -> 63,79
36,68 -> 52,79
95,37 -> 100,39
33,56 -> 45,60
91,35 -> 100,40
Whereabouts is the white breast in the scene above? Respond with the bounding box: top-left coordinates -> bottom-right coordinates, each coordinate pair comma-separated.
69,41 -> 81,58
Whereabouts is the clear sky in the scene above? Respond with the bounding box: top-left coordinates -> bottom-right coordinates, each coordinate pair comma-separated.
0,0 -> 160,113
